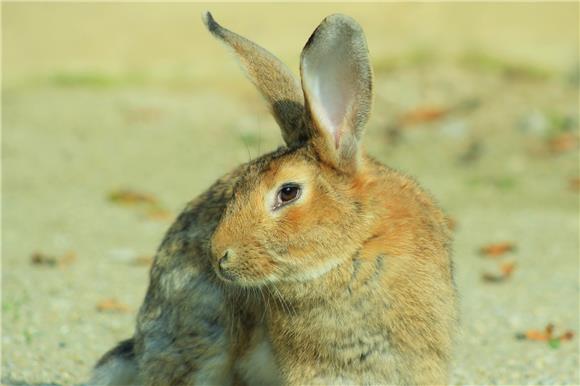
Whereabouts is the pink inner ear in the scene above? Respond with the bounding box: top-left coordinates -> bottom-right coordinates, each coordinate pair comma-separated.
305,65 -> 352,149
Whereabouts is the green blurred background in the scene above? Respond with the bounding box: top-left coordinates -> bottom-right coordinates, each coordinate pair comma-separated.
2,3 -> 579,385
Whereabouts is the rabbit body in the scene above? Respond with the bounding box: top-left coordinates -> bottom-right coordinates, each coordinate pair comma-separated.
91,12 -> 457,386
209,150 -> 455,386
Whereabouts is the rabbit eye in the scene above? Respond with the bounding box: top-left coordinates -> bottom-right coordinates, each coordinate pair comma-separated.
275,183 -> 301,209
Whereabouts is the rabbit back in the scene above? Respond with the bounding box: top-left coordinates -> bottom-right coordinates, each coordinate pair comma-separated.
133,172 -> 241,385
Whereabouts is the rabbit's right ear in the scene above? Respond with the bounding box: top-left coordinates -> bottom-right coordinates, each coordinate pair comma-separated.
203,12 -> 308,146
300,14 -> 372,172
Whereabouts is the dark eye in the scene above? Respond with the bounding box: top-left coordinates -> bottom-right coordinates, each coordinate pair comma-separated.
275,184 -> 301,209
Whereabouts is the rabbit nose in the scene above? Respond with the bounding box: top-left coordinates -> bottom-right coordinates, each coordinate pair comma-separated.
218,251 -> 230,270
217,250 -> 238,281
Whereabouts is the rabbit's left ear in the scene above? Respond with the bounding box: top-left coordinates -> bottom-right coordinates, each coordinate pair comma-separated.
300,14 -> 372,171
203,12 -> 308,146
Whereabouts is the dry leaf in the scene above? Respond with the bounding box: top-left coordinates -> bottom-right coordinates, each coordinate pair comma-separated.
548,133 -> 579,154
132,255 -> 154,266
96,298 -> 130,314
482,262 -> 516,283
108,190 -> 159,206
31,251 -> 77,268
479,242 -> 516,257
482,272 -> 507,283
525,329 -> 548,341
144,207 -> 173,221
516,324 -> 575,347
561,331 -> 575,341
108,189 -> 172,222
31,252 -> 58,267
499,261 -> 516,276
545,323 -> 555,340
400,106 -> 449,126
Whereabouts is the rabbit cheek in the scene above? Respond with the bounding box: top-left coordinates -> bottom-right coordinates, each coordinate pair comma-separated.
229,256 -> 277,285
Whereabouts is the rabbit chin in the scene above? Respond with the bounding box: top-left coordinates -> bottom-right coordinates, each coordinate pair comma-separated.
215,257 -> 343,287
214,266 -> 279,288
279,257 -> 344,283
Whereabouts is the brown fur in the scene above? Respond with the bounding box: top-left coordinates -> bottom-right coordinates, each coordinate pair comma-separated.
90,12 -> 457,386
210,150 -> 456,384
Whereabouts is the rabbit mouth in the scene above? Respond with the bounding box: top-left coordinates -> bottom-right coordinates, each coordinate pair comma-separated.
215,266 -> 240,283
213,260 -> 279,287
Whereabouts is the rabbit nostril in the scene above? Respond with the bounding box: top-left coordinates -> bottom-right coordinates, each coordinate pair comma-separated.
218,251 -> 229,269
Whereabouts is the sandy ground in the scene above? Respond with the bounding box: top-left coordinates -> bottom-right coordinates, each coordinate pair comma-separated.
2,3 -> 579,385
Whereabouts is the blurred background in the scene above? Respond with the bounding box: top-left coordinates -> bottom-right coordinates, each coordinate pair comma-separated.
2,3 -> 579,385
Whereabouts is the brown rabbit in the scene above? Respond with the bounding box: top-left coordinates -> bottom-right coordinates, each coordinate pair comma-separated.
90,12 -> 457,386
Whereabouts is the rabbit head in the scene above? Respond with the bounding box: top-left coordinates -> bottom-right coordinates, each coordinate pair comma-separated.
204,13 -> 375,286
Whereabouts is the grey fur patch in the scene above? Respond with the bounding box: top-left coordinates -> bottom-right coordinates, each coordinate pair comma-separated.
202,12 -> 225,39
90,339 -> 139,385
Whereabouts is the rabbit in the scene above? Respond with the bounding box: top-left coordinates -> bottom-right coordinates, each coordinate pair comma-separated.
90,11 -> 457,386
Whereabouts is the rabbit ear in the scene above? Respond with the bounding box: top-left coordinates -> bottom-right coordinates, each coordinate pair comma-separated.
300,14 -> 372,170
203,12 -> 308,146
